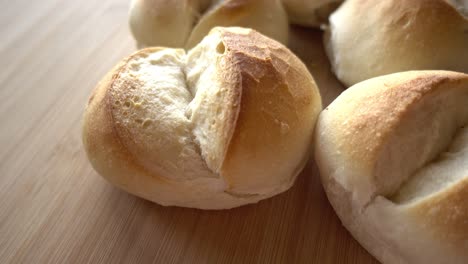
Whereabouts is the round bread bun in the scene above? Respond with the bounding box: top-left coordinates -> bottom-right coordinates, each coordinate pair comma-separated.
82,27 -> 322,209
129,0 -> 289,49
315,71 -> 468,263
324,0 -> 468,87
281,0 -> 342,27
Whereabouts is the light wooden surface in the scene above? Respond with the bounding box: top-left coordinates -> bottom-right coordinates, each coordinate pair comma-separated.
0,1 -> 377,263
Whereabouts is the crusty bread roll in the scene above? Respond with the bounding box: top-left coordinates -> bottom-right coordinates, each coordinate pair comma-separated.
83,27 -> 322,209
315,71 -> 468,263
324,0 -> 468,87
129,0 -> 288,49
281,0 -> 342,27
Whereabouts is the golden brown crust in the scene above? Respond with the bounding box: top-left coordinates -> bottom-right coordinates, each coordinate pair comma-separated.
219,29 -> 321,193
83,57 -> 168,185
409,177 -> 468,244
319,71 -> 468,197
83,63 -> 155,194
341,75 -> 450,170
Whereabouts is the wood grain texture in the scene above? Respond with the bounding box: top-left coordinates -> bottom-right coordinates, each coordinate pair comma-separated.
0,1 -> 377,263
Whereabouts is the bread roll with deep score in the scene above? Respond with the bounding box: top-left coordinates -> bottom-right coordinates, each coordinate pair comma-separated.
315,71 -> 468,263
83,27 -> 322,209
324,0 -> 468,87
129,0 -> 288,49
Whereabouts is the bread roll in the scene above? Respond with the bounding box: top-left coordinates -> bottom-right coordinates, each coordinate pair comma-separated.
315,71 -> 468,263
281,0 -> 342,27
185,0 -> 289,49
83,27 -> 322,209
128,0 -> 207,48
324,0 -> 468,87
129,0 -> 288,49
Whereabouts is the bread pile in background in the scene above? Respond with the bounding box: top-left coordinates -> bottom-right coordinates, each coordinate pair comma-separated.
83,0 -> 468,263
129,0 -> 289,48
129,0 -> 346,49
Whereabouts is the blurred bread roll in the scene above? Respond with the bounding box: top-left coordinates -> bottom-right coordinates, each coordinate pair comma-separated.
129,0 -> 288,49
128,0 -> 209,48
83,27 -> 322,209
315,71 -> 468,263
324,0 -> 468,87
281,0 -> 342,27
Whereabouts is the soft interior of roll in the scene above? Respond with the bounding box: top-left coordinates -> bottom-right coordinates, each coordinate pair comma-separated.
110,48 -> 215,181
375,85 -> 468,204
185,30 -> 235,174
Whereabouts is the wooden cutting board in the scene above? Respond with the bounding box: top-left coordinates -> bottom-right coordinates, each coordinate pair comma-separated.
0,0 -> 377,263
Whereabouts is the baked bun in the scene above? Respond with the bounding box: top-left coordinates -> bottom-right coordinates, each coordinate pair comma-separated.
281,0 -> 342,27
315,71 -> 468,263
83,27 -> 322,209
324,0 -> 468,87
129,0 -> 288,49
